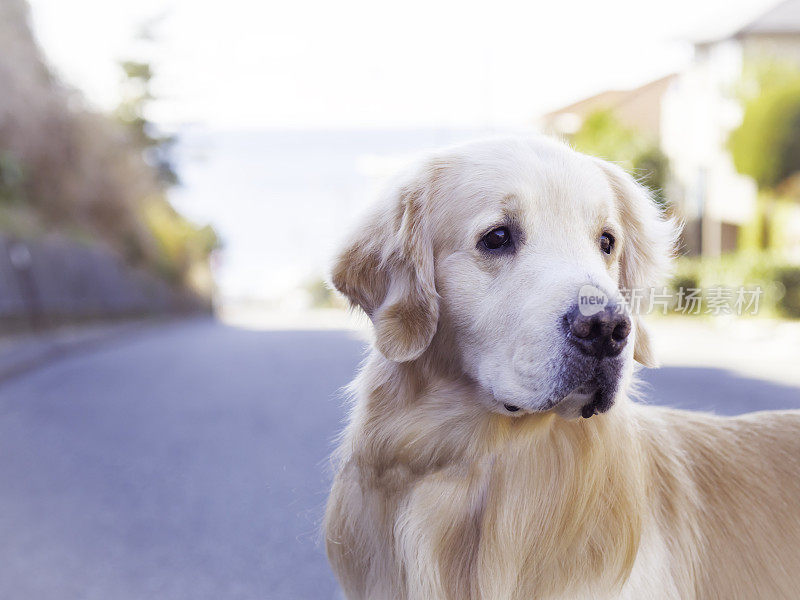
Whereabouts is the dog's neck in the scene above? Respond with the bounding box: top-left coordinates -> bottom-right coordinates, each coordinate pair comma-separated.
345,348 -> 637,468
336,348 -> 646,597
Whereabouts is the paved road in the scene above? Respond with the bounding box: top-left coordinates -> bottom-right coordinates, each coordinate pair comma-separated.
0,319 -> 798,600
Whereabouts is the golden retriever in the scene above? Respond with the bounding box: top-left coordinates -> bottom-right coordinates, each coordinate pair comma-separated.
323,137 -> 800,599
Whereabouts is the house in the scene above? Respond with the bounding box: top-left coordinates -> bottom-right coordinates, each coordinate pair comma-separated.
540,0 -> 800,257
540,74 -> 677,140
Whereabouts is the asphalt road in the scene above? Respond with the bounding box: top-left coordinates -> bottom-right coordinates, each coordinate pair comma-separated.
0,319 -> 798,600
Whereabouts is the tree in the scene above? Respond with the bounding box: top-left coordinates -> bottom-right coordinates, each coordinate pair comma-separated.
570,109 -> 670,206
729,63 -> 800,249
729,78 -> 800,190
114,20 -> 220,285
115,17 -> 179,189
0,1 -> 217,295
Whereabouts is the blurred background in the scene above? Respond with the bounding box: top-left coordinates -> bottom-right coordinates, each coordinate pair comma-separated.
0,0 -> 799,598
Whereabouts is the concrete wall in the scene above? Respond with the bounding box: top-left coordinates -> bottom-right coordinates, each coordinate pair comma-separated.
0,234 -> 208,333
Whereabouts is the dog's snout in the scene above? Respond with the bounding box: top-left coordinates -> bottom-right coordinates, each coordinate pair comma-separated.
566,304 -> 631,358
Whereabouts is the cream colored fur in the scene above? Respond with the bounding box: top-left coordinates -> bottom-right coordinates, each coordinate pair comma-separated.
324,137 -> 800,600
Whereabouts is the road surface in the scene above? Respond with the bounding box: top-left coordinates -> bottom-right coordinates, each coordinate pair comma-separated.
0,319 -> 798,599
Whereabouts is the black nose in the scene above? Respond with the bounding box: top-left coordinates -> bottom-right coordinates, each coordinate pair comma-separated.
565,304 -> 631,359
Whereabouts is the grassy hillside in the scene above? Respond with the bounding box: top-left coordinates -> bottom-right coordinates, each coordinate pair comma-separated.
0,0 -> 216,296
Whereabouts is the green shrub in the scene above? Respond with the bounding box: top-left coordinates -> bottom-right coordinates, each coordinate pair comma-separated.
667,254 -> 800,318
730,77 -> 800,190
773,266 -> 800,318
569,109 -> 668,204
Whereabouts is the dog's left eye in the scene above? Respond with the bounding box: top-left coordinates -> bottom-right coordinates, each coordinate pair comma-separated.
600,232 -> 615,255
480,227 -> 512,251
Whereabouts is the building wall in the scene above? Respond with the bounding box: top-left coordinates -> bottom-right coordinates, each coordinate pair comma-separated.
661,39 -> 757,255
662,31 -> 800,257
741,34 -> 800,64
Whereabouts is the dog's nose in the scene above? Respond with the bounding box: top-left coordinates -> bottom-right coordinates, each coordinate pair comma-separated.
565,304 -> 631,358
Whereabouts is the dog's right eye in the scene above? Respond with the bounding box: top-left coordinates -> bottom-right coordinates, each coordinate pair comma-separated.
480,227 -> 512,251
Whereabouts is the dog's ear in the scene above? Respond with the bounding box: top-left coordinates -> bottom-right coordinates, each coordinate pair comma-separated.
595,159 -> 680,368
330,166 -> 439,362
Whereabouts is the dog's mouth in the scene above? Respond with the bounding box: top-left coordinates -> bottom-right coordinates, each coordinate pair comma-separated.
548,351 -> 624,419
502,385 -> 606,418
581,394 -> 602,418
576,386 -> 605,419
498,355 -> 623,418
553,379 -> 617,420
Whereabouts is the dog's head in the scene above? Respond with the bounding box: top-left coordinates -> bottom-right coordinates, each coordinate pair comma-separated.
332,137 -> 677,418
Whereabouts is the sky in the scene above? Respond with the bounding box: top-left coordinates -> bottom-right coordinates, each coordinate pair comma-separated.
26,0 -> 779,130
23,0 -> 782,301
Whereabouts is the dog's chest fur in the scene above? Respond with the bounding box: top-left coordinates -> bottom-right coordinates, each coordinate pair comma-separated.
325,363 -> 800,600
325,399 -> 649,600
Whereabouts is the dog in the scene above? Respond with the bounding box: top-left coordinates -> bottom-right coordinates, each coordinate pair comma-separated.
323,137 -> 800,599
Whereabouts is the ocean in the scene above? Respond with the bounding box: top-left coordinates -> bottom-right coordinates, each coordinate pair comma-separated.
171,127 -> 528,304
